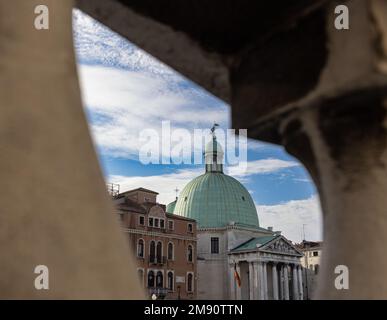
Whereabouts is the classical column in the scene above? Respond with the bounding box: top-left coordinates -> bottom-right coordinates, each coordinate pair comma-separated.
258,262 -> 265,300
253,262 -> 259,300
263,262 -> 268,300
283,265 -> 290,300
229,264 -> 236,300
298,266 -> 304,300
279,265 -> 284,300
235,263 -> 242,300
292,265 -> 299,300
272,263 -> 279,300
248,262 -> 255,300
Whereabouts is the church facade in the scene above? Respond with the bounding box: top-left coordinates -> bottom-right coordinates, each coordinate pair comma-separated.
167,128 -> 303,300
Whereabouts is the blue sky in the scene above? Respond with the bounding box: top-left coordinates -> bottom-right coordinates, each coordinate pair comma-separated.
73,9 -> 322,242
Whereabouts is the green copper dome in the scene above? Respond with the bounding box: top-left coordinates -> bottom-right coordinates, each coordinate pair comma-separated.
166,198 -> 177,213
173,173 -> 259,228
172,127 -> 259,228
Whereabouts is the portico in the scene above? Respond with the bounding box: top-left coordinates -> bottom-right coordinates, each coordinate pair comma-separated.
229,235 -> 303,300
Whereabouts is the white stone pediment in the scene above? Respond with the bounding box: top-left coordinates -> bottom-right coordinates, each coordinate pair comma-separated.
260,237 -> 302,256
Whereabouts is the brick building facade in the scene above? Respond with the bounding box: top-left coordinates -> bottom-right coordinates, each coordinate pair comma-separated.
113,188 -> 197,299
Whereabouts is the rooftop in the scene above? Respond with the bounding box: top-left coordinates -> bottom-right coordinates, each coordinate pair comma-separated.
119,187 -> 159,195
295,240 -> 323,250
231,235 -> 279,252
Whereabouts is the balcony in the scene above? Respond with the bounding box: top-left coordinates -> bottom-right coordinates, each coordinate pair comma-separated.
146,226 -> 168,233
148,255 -> 167,265
148,287 -> 169,299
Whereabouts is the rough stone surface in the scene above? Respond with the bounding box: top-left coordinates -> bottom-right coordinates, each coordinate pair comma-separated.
0,0 -> 143,299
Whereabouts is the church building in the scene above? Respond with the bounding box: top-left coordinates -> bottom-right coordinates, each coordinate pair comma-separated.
167,127 -> 303,300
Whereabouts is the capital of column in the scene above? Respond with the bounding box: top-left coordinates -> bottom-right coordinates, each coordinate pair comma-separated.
229,260 -> 240,266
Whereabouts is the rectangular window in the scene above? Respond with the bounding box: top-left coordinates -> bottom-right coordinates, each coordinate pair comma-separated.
160,219 -> 165,229
313,251 -> 319,257
211,237 -> 219,254
148,217 -> 153,227
139,215 -> 145,225
168,220 -> 174,230
154,218 -> 159,228
188,223 -> 193,233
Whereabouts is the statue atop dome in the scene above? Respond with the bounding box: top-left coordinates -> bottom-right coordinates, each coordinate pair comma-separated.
210,123 -> 219,136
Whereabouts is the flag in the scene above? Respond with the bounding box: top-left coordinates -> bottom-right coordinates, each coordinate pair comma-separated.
234,263 -> 241,287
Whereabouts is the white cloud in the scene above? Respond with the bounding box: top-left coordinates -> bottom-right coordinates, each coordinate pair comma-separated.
75,10 -> 278,164
246,139 -> 274,151
227,158 -> 299,178
108,168 -> 203,205
73,9 -> 175,77
77,64 -> 229,159
257,195 -> 323,243
74,9 -> 230,160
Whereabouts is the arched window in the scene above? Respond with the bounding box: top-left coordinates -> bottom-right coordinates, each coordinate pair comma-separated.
137,269 -> 144,286
187,273 -> 193,292
167,271 -> 174,291
156,241 -> 162,263
148,270 -> 155,288
156,271 -> 163,288
168,242 -> 174,260
187,245 -> 193,262
149,241 -> 155,263
137,239 -> 144,258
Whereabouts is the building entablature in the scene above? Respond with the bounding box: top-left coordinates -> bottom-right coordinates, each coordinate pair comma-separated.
198,224 -> 274,234
228,254 -> 302,266
123,227 -> 197,242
